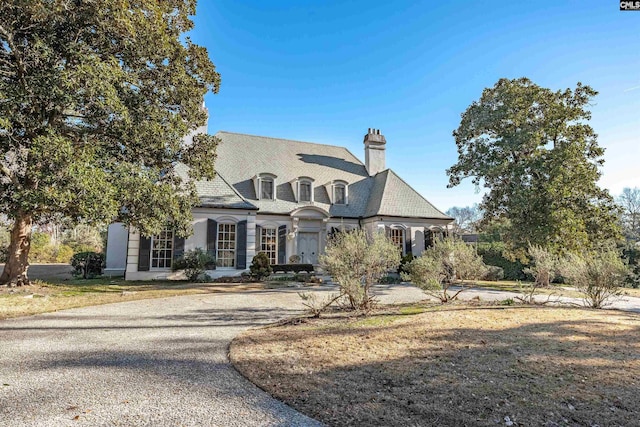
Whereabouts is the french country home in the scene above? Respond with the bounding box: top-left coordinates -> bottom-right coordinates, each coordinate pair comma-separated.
106,127 -> 453,279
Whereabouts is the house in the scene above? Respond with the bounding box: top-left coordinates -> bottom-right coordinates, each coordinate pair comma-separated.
105,128 -> 453,280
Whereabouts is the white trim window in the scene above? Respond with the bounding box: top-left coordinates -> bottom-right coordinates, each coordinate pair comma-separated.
388,227 -> 405,254
151,228 -> 173,269
254,173 -> 277,200
217,223 -> 236,268
299,181 -> 312,202
260,227 -> 277,265
333,183 -> 347,205
261,178 -> 274,200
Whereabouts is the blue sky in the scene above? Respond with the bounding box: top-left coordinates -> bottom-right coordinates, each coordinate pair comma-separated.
188,0 -> 639,212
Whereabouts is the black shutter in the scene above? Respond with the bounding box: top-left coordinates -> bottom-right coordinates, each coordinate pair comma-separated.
278,225 -> 287,264
424,228 -> 433,249
173,235 -> 185,264
236,220 -> 247,269
138,236 -> 151,271
405,230 -> 412,255
207,219 -> 217,269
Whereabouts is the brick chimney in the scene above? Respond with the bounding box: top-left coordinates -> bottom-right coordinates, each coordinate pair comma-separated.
364,128 -> 386,176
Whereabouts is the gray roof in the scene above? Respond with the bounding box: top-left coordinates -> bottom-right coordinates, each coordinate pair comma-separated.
199,131 -> 450,220
364,169 -> 450,219
175,163 -> 257,210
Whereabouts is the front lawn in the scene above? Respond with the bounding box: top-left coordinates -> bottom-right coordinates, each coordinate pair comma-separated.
231,305 -> 640,426
0,278 -> 263,319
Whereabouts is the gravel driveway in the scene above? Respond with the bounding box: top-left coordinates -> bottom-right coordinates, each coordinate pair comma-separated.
0,284 -> 426,427
1,283 -> 639,426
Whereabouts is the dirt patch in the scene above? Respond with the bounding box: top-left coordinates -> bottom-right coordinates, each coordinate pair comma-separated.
231,305 -> 640,427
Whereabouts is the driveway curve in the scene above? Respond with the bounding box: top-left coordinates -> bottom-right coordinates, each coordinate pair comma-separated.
2,283 -> 639,426
0,285 -> 426,427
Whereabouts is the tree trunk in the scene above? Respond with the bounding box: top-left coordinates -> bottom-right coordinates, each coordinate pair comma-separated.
0,213 -> 32,286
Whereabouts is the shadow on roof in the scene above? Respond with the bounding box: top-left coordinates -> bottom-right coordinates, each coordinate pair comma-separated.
296,153 -> 366,176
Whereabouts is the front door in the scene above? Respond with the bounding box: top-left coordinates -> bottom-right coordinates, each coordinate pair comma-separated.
298,232 -> 319,264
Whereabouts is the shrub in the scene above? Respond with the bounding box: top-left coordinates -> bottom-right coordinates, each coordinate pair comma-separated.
559,250 -> 628,308
397,252 -> 415,275
320,229 -> 400,311
55,245 -> 74,263
622,244 -> 640,288
172,248 -> 214,282
288,254 -> 301,264
402,237 -> 487,303
71,252 -> 105,279
523,245 -> 558,288
482,265 -> 504,281
271,264 -> 314,273
477,242 -> 527,280
250,252 -> 272,280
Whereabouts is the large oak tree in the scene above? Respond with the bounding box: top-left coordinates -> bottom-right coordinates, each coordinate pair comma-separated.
0,1 -> 220,285
447,78 -> 620,260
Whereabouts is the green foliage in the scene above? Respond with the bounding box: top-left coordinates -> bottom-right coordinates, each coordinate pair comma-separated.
320,229 -> 401,311
28,231 -> 74,263
622,244 -> 640,288
618,187 -> 640,241
71,252 -> 105,279
172,248 -> 214,282
397,252 -> 415,275
559,250 -> 628,308
288,255 -> 301,264
477,242 -> 528,280
271,264 -> 315,273
448,78 -> 621,259
61,224 -> 104,253
250,252 -> 273,280
402,237 -> 487,303
0,1 -> 220,283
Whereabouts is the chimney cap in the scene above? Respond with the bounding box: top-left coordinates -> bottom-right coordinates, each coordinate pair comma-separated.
363,128 -> 386,144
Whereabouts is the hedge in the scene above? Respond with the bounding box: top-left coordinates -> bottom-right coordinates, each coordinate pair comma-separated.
476,242 -> 528,281
271,264 -> 315,273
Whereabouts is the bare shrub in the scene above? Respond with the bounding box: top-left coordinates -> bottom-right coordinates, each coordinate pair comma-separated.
559,250 -> 628,308
518,245 -> 559,304
298,292 -> 343,318
402,237 -> 486,303
319,229 -> 400,311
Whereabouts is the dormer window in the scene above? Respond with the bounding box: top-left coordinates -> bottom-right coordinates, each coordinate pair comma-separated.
334,184 -> 346,205
299,182 -> 312,202
291,177 -> 314,203
261,178 -> 274,199
329,180 -> 348,205
254,173 -> 277,200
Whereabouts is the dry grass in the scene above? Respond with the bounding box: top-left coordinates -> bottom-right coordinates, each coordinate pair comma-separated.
472,279 -> 640,299
0,279 -> 263,319
231,305 -> 640,427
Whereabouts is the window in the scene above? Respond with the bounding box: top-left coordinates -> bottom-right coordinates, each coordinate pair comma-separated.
388,227 -> 404,253
217,223 -> 236,268
151,228 -> 173,269
260,228 -> 277,265
299,182 -> 312,202
261,178 -> 274,200
334,184 -> 346,205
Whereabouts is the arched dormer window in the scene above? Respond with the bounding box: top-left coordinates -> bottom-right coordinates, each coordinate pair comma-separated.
329,180 -> 348,205
292,177 -> 314,203
253,173 -> 277,200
